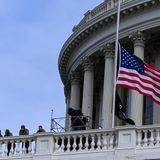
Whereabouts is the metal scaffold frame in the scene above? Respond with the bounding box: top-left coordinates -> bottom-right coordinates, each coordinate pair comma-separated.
50,110 -> 102,133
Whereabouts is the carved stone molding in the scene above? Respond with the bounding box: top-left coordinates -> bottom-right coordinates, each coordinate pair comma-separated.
81,56 -> 94,71
100,43 -> 114,59
129,31 -> 146,47
69,71 -> 81,85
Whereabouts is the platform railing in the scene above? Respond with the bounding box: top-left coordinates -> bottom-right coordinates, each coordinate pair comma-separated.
0,135 -> 35,157
54,129 -> 115,153
136,125 -> 160,148
0,125 -> 160,159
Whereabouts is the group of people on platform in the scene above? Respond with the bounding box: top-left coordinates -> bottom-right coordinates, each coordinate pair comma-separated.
0,125 -> 46,156
0,125 -> 46,137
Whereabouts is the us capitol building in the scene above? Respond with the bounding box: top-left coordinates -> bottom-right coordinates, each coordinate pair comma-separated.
1,0 -> 160,159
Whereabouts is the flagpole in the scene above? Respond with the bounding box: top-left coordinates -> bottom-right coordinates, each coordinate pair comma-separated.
112,0 -> 121,128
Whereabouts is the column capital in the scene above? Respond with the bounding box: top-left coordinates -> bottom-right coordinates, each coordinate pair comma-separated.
82,56 -> 94,71
69,71 -> 81,85
100,43 -> 114,59
129,31 -> 146,47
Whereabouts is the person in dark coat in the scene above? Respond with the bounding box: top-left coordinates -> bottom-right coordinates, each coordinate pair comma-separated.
19,125 -> 29,153
36,125 -> 46,133
19,125 -> 29,135
4,129 -> 13,156
4,129 -> 13,137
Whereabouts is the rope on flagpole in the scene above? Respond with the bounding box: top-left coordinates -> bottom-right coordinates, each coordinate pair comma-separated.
112,0 -> 121,128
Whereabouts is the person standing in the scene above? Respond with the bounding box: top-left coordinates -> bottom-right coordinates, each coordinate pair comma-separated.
19,125 -> 29,135
19,125 -> 29,153
36,125 -> 46,133
4,129 -> 13,156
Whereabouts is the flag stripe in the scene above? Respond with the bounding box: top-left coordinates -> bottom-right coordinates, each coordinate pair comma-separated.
145,66 -> 160,78
117,77 -> 160,97
118,74 -> 160,93
119,68 -> 160,87
117,83 -> 160,104
119,72 -> 160,89
144,71 -> 160,82
145,66 -> 160,80
145,63 -> 160,76
117,81 -> 159,100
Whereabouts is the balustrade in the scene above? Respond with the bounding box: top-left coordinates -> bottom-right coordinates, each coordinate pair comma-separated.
54,129 -> 116,153
75,0 -> 132,30
0,126 -> 160,159
136,126 -> 160,147
0,135 -> 35,158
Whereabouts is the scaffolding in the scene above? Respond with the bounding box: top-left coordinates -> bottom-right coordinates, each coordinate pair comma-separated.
50,110 -> 102,133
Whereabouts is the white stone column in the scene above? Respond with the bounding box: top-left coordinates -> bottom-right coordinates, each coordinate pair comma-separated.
153,51 -> 160,124
64,85 -> 71,131
129,31 -> 146,126
101,43 -> 114,129
70,72 -> 81,110
82,57 -> 94,124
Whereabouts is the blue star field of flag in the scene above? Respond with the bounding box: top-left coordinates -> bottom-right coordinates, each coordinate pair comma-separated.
120,45 -> 144,75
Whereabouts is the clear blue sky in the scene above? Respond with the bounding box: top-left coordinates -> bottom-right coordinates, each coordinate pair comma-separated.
0,0 -> 102,135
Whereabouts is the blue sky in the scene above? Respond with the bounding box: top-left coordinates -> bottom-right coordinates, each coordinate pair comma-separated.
0,0 -> 102,135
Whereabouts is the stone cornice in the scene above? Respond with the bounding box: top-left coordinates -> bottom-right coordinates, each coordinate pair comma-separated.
58,0 -> 160,84
67,17 -> 160,75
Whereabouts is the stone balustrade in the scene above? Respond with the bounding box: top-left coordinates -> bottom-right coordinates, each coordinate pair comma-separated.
0,135 -> 35,157
0,132 -> 54,160
54,129 -> 115,153
0,126 -> 160,159
136,125 -> 160,148
74,0 -> 131,31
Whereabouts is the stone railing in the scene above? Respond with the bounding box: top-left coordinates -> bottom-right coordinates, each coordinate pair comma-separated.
54,129 -> 115,153
0,135 -> 35,157
0,132 -> 54,160
136,125 -> 160,148
73,0 -> 132,31
1,125 -> 160,159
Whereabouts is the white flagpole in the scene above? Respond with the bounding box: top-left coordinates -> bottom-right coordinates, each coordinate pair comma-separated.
112,0 -> 121,128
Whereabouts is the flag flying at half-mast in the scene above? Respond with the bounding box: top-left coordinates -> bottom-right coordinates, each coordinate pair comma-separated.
117,44 -> 160,104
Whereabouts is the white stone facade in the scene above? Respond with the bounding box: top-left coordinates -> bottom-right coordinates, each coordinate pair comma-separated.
59,0 -> 160,129
58,0 -> 160,159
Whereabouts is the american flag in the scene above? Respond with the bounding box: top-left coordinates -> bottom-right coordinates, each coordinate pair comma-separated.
116,44 -> 160,104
